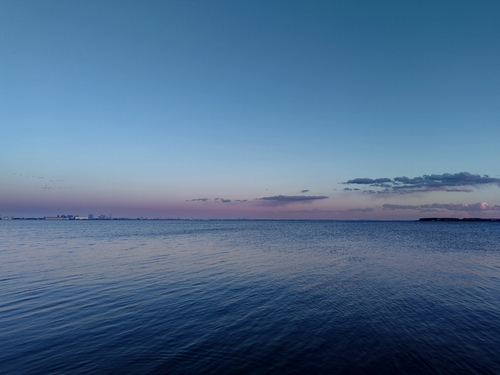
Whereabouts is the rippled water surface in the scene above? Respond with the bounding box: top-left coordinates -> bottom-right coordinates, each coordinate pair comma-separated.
1,220 -> 499,374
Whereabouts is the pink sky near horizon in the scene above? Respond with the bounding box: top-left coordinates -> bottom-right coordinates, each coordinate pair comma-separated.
2,178 -> 499,220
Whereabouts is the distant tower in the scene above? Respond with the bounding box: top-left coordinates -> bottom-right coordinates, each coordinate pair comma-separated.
109,213 -> 112,219
88,214 -> 94,219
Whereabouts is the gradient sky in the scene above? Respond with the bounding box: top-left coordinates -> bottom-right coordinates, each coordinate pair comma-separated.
1,0 -> 499,219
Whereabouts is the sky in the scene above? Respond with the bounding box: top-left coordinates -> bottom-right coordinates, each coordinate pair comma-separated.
1,0 -> 499,219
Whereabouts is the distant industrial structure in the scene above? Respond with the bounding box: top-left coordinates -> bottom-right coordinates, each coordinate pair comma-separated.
1,215 -> 211,221
1,213 -> 116,220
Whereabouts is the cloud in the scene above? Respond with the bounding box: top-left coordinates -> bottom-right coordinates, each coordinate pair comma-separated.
346,178 -> 392,184
382,202 -> 500,213
341,207 -> 375,213
281,208 -> 336,214
187,197 -> 245,203
257,195 -> 329,206
259,195 -> 328,202
214,197 -> 231,203
280,207 -> 375,214
343,172 -> 500,194
300,189 -> 309,193
445,188 -> 474,193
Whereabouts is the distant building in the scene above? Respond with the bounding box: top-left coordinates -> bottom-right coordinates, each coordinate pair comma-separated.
88,214 -> 94,219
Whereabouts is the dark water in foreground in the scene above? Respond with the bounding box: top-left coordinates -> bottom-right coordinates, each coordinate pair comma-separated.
1,220 -> 499,374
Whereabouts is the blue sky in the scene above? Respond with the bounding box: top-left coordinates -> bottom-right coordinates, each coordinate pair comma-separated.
1,0 -> 499,219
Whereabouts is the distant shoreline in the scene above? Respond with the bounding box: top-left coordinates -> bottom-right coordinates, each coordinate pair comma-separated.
419,217 -> 500,222
1,217 -> 499,222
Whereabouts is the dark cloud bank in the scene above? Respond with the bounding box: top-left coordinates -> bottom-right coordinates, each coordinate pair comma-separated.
343,172 -> 500,194
382,202 -> 500,213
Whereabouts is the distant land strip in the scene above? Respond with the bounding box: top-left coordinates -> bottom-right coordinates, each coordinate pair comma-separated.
419,218 -> 500,222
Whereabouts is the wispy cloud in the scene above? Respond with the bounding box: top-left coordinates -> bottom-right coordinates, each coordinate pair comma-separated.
187,197 -> 245,203
338,207 -> 375,213
259,195 -> 329,202
382,202 -> 500,213
279,207 -> 374,215
257,195 -> 329,206
280,208 -> 336,214
342,172 -> 500,194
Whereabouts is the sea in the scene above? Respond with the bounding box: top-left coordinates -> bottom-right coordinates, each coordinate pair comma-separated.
1,220 -> 499,374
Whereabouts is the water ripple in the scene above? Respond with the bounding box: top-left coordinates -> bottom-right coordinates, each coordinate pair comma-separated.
0,221 -> 499,374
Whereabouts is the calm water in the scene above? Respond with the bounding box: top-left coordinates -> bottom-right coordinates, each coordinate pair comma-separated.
1,220 -> 499,374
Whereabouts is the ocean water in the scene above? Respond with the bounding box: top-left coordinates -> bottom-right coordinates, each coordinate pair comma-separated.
1,220 -> 499,374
